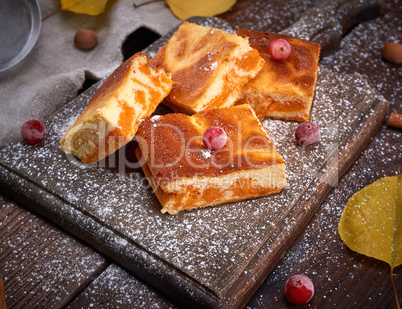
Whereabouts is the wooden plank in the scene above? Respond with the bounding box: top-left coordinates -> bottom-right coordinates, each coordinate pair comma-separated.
0,278 -> 6,309
0,168 -> 220,308
0,69 -> 387,309
279,0 -> 385,57
0,196 -> 108,308
219,0 -> 384,57
66,264 -> 178,308
0,0 -> 395,308
246,125 -> 402,308
221,95 -> 389,308
241,0 -> 402,303
0,5 -> 389,308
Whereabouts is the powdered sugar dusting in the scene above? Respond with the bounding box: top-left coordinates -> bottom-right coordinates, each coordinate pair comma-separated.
70,264 -> 176,308
219,0 -> 323,33
204,61 -> 218,71
202,149 -> 212,158
246,1 -> 401,306
0,200 -> 105,308
150,115 -> 161,122
0,67 -> 382,297
319,0 -> 402,109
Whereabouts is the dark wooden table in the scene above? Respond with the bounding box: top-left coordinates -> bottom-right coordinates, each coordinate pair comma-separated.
1,0 -> 401,308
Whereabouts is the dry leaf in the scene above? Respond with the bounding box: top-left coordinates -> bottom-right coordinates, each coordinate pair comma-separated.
166,0 -> 236,21
61,0 -> 108,15
339,174 -> 401,308
339,174 -> 401,267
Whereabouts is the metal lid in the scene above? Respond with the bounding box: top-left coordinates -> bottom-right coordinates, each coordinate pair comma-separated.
0,0 -> 41,72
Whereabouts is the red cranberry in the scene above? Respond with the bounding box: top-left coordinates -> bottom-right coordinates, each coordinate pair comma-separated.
295,122 -> 321,146
202,126 -> 227,151
21,119 -> 46,145
269,38 -> 291,61
285,274 -> 314,305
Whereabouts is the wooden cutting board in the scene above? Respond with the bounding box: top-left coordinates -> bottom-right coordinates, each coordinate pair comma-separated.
0,10 -> 388,309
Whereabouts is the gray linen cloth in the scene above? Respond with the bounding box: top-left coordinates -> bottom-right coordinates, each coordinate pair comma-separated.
0,0 -> 180,146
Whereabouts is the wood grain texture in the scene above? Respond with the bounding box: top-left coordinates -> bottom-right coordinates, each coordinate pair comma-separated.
0,0 -> 399,308
67,264 -> 178,309
0,278 -> 6,309
218,0 -> 324,34
0,12 -> 390,308
0,196 -> 108,308
221,97 -> 388,308
243,0 -> 402,306
219,0 -> 384,57
246,124 -> 402,308
280,0 -> 385,57
0,68 -> 388,308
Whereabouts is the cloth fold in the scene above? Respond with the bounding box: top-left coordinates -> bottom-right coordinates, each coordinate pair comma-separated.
0,0 -> 180,146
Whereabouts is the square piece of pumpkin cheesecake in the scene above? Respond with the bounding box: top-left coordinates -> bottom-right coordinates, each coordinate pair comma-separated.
149,22 -> 264,115
235,29 -> 321,122
60,52 -> 172,163
136,104 -> 287,215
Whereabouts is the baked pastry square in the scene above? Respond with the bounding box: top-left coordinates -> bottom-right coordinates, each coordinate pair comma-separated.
60,52 -> 172,163
235,29 -> 321,122
136,104 -> 287,215
149,22 -> 265,115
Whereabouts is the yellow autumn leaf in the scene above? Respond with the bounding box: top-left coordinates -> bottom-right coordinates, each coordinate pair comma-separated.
339,174 -> 401,308
61,0 -> 108,15
339,174 -> 402,267
166,0 -> 237,21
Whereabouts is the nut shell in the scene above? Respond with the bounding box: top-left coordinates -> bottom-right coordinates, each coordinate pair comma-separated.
74,29 -> 98,50
381,42 -> 402,64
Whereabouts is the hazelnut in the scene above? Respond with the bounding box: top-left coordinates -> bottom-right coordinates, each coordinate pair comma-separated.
381,42 -> 402,64
74,29 -> 98,50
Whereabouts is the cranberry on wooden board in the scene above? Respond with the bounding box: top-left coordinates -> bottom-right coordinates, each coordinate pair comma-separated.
21,119 -> 46,145
285,275 -> 315,305
295,122 -> 321,146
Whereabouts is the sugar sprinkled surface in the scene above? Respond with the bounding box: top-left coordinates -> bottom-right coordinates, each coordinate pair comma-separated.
0,65 -> 382,296
245,0 -> 402,306
69,264 -> 176,308
0,3 -> 399,307
150,115 -> 161,122
0,198 -> 105,308
201,149 -> 212,158
219,0 -> 323,33
319,0 -> 402,107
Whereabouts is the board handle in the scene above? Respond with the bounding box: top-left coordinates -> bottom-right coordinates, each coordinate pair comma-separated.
282,0 -> 385,57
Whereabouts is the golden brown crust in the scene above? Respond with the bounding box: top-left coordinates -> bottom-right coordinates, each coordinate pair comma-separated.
136,104 -> 285,193
149,22 -> 264,114
236,29 -> 321,122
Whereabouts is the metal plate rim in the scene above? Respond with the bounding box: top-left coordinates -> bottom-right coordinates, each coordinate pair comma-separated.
0,0 -> 42,72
